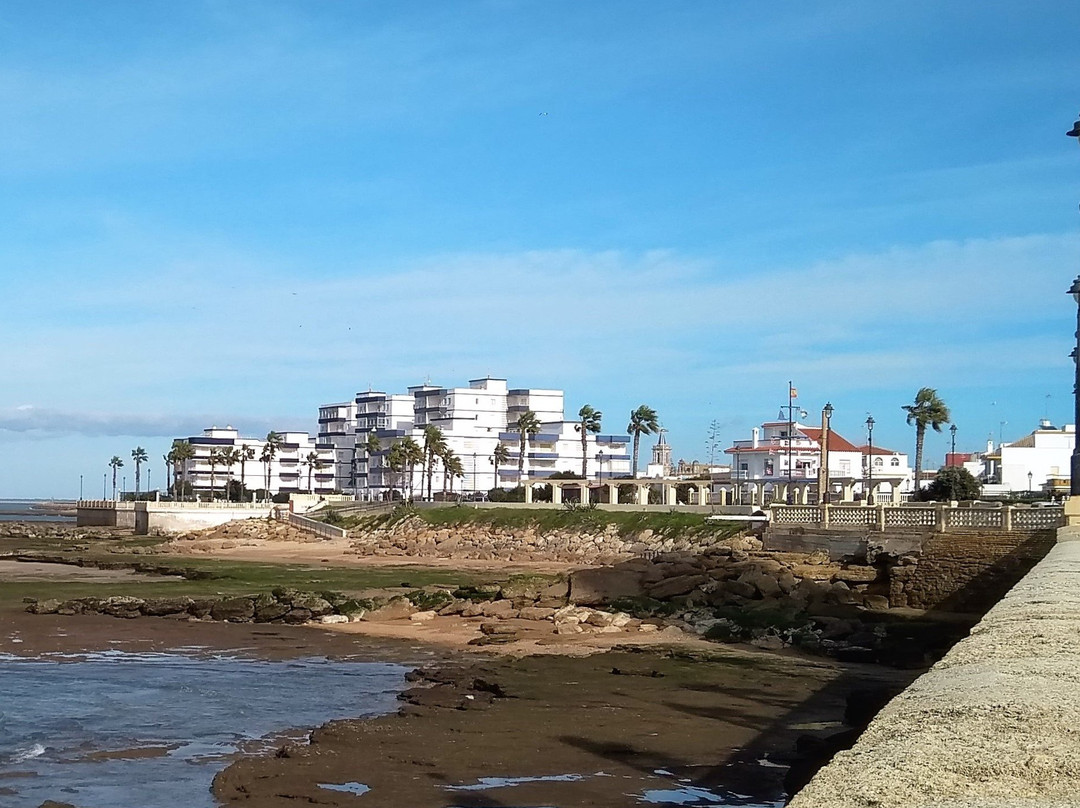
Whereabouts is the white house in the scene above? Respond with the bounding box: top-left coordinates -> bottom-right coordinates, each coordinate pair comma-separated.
320,377 -> 632,500
177,426 -> 336,499
723,415 -> 913,505
989,420 -> 1075,495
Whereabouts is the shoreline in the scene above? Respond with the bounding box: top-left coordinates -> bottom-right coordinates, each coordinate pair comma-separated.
1,609 -> 922,808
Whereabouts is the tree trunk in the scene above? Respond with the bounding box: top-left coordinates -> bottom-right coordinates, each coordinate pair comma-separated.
632,433 -> 640,478
581,429 -> 588,479
914,423 -> 926,491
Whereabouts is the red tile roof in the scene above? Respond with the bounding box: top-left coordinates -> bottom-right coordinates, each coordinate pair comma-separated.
800,427 -> 861,453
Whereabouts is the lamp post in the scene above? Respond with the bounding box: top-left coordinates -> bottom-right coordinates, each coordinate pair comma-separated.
1028,470 -> 1034,496
472,452 -> 477,495
1070,275 -> 1080,496
1066,115 -> 1080,494
597,450 -> 605,482
865,415 -> 875,505
949,423 -> 957,464
819,402 -> 834,504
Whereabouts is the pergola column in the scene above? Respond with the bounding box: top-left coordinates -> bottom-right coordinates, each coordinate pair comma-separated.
524,483 -> 533,504
608,483 -> 620,504
665,483 -> 677,505
636,484 -> 649,505
551,484 -> 563,505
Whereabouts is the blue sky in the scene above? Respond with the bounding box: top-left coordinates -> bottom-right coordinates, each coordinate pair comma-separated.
2,1 -> 1079,497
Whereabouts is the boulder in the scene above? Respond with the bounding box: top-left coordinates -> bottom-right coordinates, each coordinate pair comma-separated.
834,566 -> 879,584
101,596 -> 145,618
26,599 -> 63,615
283,607 -> 313,624
722,579 -> 758,599
862,595 -> 891,611
518,606 -> 556,621
254,602 -> 291,622
363,596 -> 417,621
141,597 -> 194,617
647,574 -> 709,600
738,570 -> 781,599
480,600 -> 518,619
568,568 -> 646,606
289,594 -> 334,617
211,597 -> 255,622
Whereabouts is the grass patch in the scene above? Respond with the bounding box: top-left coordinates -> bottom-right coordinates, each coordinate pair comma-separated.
349,506 -> 747,541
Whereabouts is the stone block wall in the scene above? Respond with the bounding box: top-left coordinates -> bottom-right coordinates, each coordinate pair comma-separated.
888,530 -> 1056,612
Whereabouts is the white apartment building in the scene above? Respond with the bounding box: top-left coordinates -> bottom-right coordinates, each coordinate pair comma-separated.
724,416 -> 913,505
320,377 -> 632,500
177,426 -> 336,499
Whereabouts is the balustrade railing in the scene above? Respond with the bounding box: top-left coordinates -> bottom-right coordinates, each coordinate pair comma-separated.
769,503 -> 1064,533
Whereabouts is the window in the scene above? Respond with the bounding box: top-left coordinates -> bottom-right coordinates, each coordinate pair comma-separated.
890,457 -> 900,467
874,457 -> 883,467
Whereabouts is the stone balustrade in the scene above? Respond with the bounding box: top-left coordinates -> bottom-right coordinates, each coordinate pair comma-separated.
770,503 -> 1064,533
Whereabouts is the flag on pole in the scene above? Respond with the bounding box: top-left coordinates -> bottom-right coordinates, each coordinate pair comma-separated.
789,385 -> 798,399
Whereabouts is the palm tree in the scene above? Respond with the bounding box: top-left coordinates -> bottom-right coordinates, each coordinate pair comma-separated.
171,440 -> 195,501
575,404 -> 603,479
304,451 -> 327,493
220,447 -> 239,501
163,451 -> 173,498
491,444 -> 510,492
627,405 -> 660,478
262,431 -> 284,498
401,437 -> 424,501
108,456 -> 124,501
445,453 -> 465,498
903,387 -> 951,491
363,432 -> 382,497
422,425 -> 447,500
238,444 -> 256,500
387,441 -> 408,500
438,446 -> 459,496
514,410 -> 541,480
208,448 -> 221,501
131,447 -> 148,497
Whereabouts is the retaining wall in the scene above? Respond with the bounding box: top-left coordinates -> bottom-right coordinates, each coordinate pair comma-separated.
788,525 -> 1080,808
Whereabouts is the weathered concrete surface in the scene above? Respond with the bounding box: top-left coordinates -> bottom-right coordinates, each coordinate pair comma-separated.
788,526 -> 1080,808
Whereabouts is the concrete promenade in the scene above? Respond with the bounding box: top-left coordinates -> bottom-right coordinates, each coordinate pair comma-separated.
789,525 -> 1080,807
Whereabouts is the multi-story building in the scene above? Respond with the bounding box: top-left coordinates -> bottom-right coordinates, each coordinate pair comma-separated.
177,426 -> 336,499
724,415 -> 913,505
320,376 -> 632,500
979,420 -> 1075,496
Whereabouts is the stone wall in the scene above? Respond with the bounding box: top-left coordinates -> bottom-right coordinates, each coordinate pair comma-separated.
887,529 -> 1056,613
788,527 -> 1080,808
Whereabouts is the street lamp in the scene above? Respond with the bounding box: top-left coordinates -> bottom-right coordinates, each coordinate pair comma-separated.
949,423 -> 957,463
1067,115 -> 1080,494
1069,275 -> 1080,496
820,402 -> 834,504
597,450 -> 605,482
865,415 -> 875,505
1028,470 -> 1034,496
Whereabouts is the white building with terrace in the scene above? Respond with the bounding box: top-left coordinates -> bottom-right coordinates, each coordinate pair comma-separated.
318,377 -> 632,500
724,415 -> 912,505
176,426 -> 336,499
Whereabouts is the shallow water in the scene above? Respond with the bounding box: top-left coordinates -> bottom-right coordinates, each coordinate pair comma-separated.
0,650 -> 407,808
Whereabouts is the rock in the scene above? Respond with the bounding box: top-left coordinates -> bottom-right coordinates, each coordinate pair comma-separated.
479,600 -> 518,619
647,574 -> 709,600
211,597 -> 255,622
283,607 -> 313,624
26,599 -> 63,615
479,621 -> 519,636
825,581 -> 856,606
102,596 -> 145,618
141,597 -> 194,617
738,570 -> 781,599
585,611 -> 615,627
410,610 -> 437,622
254,602 -> 290,622
363,596 -> 417,621
834,566 -> 879,584
568,568 -> 646,606
437,599 -> 467,616
862,595 -> 891,611
319,614 -> 349,624
722,579 -> 758,599
518,606 -> 556,621
750,634 -> 785,651
289,594 -> 334,617
188,599 -> 216,618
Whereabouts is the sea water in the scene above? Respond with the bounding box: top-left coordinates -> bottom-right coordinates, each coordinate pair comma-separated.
0,650 -> 407,808
0,500 -> 74,523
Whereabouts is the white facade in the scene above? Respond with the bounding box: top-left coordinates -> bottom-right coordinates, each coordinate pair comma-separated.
321,377 -> 632,500
996,421 -> 1075,493
178,426 -> 336,499
724,416 -> 913,504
